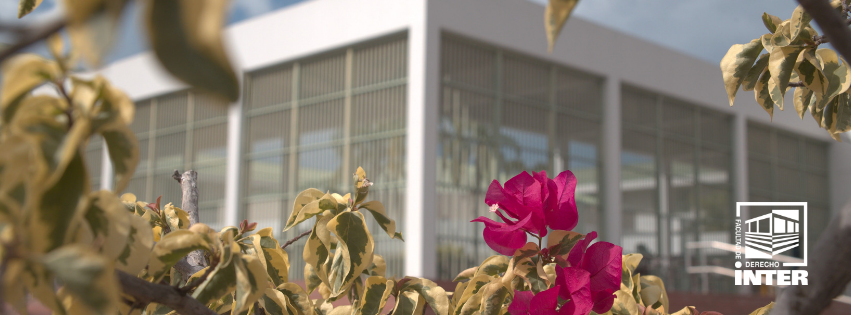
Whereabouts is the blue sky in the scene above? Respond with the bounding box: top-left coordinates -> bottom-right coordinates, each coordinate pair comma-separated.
0,0 -> 805,65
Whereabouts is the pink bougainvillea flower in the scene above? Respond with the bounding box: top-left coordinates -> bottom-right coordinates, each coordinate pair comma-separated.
473,170 -> 580,255
470,212 -> 534,256
555,267 -> 592,315
564,231 -> 623,314
507,285 -> 561,315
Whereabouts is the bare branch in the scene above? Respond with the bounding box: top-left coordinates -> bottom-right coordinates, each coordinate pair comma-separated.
117,270 -> 217,315
173,170 -> 206,282
281,230 -> 312,250
798,0 -> 851,63
0,18 -> 65,64
772,200 -> 851,315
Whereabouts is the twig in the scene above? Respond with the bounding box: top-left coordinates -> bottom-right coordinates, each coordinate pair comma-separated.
177,256 -> 219,295
788,81 -> 806,87
173,170 -> 206,282
172,170 -> 182,184
281,230 -> 311,250
0,18 -> 66,64
116,270 -> 217,315
798,0 -> 851,69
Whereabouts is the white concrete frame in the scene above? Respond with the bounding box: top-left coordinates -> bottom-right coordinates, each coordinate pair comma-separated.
94,0 -> 851,277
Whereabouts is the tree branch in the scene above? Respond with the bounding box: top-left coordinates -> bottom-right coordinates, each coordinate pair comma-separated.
798,0 -> 851,63
0,18 -> 66,64
772,199 -> 851,315
281,230 -> 311,250
117,270 -> 217,315
173,169 -> 207,282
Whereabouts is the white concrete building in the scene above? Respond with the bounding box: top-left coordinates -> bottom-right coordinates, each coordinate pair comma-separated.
88,0 -> 851,293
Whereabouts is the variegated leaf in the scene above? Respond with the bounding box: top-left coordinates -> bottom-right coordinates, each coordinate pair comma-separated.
796,54 -> 829,98
621,253 -> 643,293
357,276 -> 394,315
162,203 -> 190,231
640,275 -> 670,312
478,281 -> 511,315
743,53 -> 769,91
749,302 -> 774,315
454,274 -> 492,315
794,87 -> 814,119
28,150 -> 90,254
768,45 -> 804,96
277,282 -> 315,315
358,201 -> 403,240
259,288 -> 290,315
721,38 -> 764,106
393,291 -> 426,315
284,188 -> 324,231
84,190 -> 132,260
353,167 -> 370,205
474,255 -> 509,278
754,69 -> 775,118
762,12 -> 782,34
326,211 -> 375,297
364,253 -> 386,277
771,21 -> 792,47
17,0 -> 43,18
608,290 -> 640,315
400,278 -> 450,315
546,230 -> 584,256
233,254 -> 269,314
790,6 -> 812,41
192,241 -> 239,305
148,229 -> 213,281
116,213 -> 154,275
0,55 -> 61,124
42,245 -> 119,315
453,266 -> 477,282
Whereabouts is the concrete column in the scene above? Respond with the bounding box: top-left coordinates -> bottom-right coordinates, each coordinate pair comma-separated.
405,0 -> 438,278
733,114 -> 748,208
224,93 -> 244,227
829,141 -> 851,217
602,76 -> 622,244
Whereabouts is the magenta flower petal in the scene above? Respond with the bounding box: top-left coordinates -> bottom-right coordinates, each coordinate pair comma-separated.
580,242 -> 622,294
549,170 -> 578,231
471,214 -> 532,255
567,231 -> 597,266
529,285 -> 561,315
508,290 -> 534,315
555,267 -> 592,315
590,289 -> 616,314
486,180 -> 523,218
503,171 -> 540,207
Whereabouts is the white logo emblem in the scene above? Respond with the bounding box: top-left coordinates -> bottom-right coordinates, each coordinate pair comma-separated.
734,202 -> 808,286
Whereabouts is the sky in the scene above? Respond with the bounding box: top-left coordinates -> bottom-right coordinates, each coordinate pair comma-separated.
0,0 -> 808,65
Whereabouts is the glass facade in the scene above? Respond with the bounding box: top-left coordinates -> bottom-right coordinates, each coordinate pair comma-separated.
241,34 -> 408,280
621,86 -> 734,292
125,90 -> 230,229
436,34 -> 603,280
747,122 -> 830,253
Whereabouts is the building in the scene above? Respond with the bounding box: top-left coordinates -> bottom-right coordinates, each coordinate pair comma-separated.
90,0 -> 851,294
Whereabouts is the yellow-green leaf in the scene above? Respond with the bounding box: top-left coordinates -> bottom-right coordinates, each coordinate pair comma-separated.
721,39 -> 764,106
42,245 -> 119,315
162,203 -> 190,231
544,0 -> 580,52
639,275 -> 669,313
144,0 -> 240,101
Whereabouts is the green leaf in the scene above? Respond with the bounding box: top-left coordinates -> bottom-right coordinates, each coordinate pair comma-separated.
399,278 -> 451,315
762,12 -> 782,33
358,201 -> 403,241
17,0 -> 43,18
0,55 -> 61,125
754,69 -> 776,119
544,0 -> 580,51
357,276 -> 394,315
42,245 -> 119,315
147,229 -> 212,281
144,0 -> 240,101
790,6 -> 813,42
721,38 -> 764,106
285,188 -> 325,231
